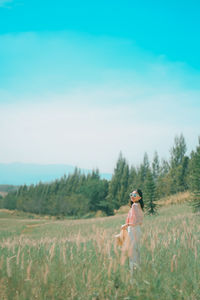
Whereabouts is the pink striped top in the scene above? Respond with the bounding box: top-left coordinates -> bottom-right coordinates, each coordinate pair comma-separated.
126,202 -> 144,226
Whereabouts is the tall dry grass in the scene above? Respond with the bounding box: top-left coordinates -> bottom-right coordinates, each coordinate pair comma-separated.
157,191 -> 190,206
0,200 -> 199,299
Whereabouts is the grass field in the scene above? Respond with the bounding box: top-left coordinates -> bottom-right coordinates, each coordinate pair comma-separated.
0,199 -> 200,300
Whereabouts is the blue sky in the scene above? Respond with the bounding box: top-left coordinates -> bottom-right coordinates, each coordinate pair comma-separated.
0,0 -> 200,173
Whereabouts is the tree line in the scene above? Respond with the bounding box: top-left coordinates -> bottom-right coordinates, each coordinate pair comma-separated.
1,134 -> 200,217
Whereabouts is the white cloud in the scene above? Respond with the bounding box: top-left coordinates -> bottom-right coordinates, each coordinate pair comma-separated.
0,90 -> 199,173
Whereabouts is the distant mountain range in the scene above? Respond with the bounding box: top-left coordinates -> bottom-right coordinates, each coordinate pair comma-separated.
0,163 -> 112,186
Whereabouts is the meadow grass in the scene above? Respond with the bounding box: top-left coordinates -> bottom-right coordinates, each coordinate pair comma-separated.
0,201 -> 200,300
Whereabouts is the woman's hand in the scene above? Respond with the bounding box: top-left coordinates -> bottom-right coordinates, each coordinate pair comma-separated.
121,224 -> 128,230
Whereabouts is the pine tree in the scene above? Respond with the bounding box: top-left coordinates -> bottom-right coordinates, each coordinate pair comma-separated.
170,133 -> 187,168
188,137 -> 200,212
169,133 -> 188,194
152,151 -> 160,182
137,152 -> 150,189
0,194 -> 3,208
160,158 -> 170,176
144,170 -> 158,215
128,165 -> 137,191
106,152 -> 129,209
118,163 -> 129,205
156,158 -> 171,198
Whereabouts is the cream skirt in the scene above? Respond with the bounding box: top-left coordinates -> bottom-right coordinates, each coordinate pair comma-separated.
127,225 -> 142,272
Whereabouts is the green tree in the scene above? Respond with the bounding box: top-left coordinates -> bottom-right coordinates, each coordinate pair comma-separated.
152,151 -> 160,182
170,134 -> 187,168
137,152 -> 150,189
188,137 -> 200,212
156,158 -> 170,198
80,170 -> 105,212
59,193 -> 89,217
0,194 -> 3,208
128,165 -> 138,192
107,152 -> 129,209
169,134 -> 188,193
144,170 -> 158,215
4,191 -> 17,210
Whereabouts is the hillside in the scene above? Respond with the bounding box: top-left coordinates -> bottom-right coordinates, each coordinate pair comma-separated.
1,191 -> 191,219
115,191 -> 191,215
0,184 -> 19,198
0,184 -> 19,193
0,201 -> 199,300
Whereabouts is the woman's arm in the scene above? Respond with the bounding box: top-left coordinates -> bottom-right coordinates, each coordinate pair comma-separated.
121,210 -> 130,230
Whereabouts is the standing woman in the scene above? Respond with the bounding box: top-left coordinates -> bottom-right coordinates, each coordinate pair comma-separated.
121,189 -> 144,274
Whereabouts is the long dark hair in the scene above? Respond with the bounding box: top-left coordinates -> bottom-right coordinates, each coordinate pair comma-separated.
129,188 -> 144,210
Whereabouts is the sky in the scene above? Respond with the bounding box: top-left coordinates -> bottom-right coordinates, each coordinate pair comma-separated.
0,0 -> 200,173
